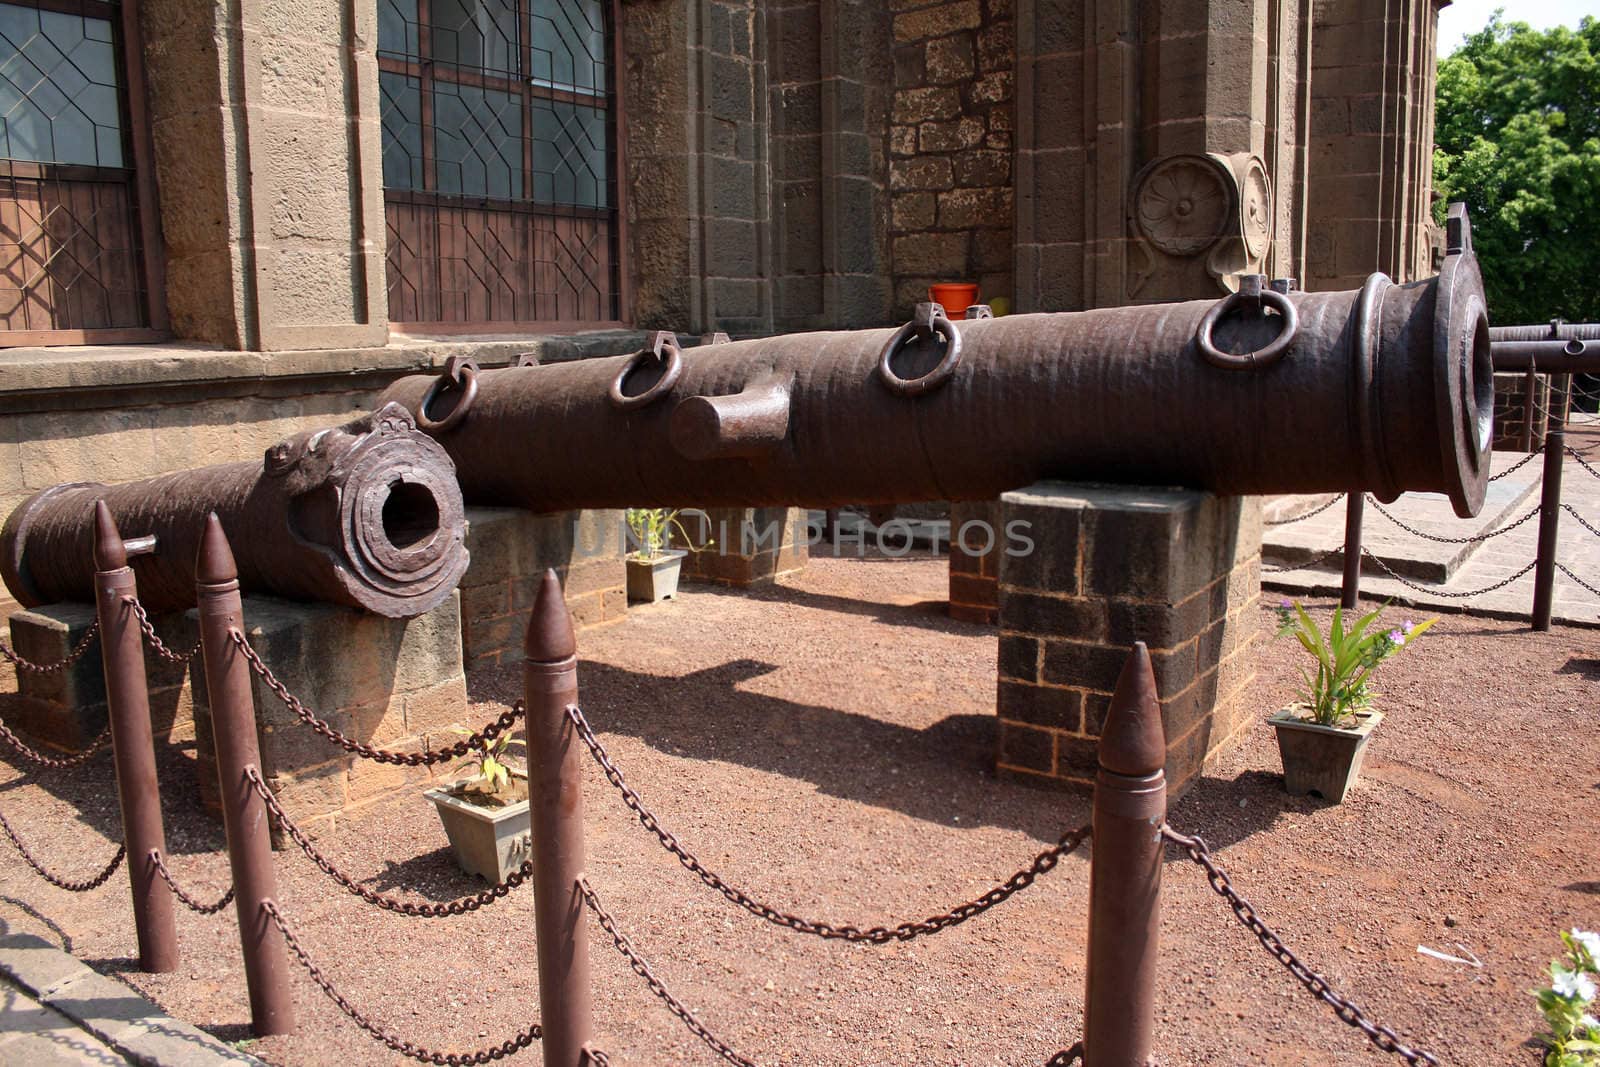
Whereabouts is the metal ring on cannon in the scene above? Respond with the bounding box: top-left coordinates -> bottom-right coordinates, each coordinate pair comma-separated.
877,302 -> 963,397
1195,276 -> 1300,370
609,331 -> 684,411
417,358 -> 480,433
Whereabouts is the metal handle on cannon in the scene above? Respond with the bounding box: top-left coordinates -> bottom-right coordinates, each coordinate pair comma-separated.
1195,274 -> 1300,370
877,302 -> 963,397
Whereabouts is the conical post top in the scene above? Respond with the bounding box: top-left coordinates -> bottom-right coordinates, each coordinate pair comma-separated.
92,500 -> 127,570
1098,642 -> 1166,778
196,513 -> 238,584
524,568 -> 576,661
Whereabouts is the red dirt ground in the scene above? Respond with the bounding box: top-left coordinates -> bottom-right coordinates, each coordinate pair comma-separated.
1,554 -> 1597,1066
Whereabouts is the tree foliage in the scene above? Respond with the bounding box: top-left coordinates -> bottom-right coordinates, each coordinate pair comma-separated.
1434,16 -> 1600,324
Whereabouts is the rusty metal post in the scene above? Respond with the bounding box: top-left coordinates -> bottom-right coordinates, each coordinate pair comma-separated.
1532,375 -> 1570,631
194,514 -> 294,1035
524,568 -> 593,1066
1340,493 -> 1365,610
92,502 -> 178,974
1084,643 -> 1166,1066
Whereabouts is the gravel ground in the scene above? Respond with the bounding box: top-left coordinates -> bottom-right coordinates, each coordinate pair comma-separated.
1,554 -> 1597,1066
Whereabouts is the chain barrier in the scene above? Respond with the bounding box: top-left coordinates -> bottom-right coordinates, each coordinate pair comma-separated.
0,718 -> 110,769
230,630 -> 521,766
1563,504 -> 1600,540
1556,563 -> 1600,598
244,765 -> 531,916
1365,496 -> 1541,545
0,808 -> 125,892
580,874 -> 760,1067
1265,494 -> 1345,526
0,620 -> 100,674
124,598 -> 202,663
149,848 -> 235,914
1162,826 -> 1440,1065
1361,548 -> 1536,599
568,703 -> 1090,942
1569,446 -> 1600,482
262,898 -> 543,1065
1263,546 -> 1344,574
1489,451 -> 1539,482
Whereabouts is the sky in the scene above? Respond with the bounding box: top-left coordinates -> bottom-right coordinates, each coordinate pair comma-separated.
1437,0 -> 1600,55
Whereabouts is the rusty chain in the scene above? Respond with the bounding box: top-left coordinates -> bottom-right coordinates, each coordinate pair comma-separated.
1555,563 -> 1600,598
1564,503 -> 1600,540
1365,496 -> 1541,544
149,848 -> 235,914
230,629 -> 521,766
1263,546 -> 1344,574
1361,548 -> 1536,599
582,875 -> 1086,1067
244,765 -> 531,916
0,620 -> 100,674
1162,826 -> 1440,1065
580,875 -> 759,1067
124,598 -> 202,663
0,808 -> 124,892
262,898 -> 543,1065
1265,494 -> 1345,526
1568,446 -> 1600,481
1488,451 -> 1539,481
568,703 -> 1091,943
0,717 -> 110,769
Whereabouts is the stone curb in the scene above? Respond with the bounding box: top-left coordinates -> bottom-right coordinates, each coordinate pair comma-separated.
0,933 -> 265,1067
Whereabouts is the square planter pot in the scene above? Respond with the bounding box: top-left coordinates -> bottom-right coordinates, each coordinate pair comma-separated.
1270,709 -> 1383,804
626,549 -> 687,603
426,770 -> 530,883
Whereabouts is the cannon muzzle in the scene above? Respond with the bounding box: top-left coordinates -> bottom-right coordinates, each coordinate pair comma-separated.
1,404 -> 469,618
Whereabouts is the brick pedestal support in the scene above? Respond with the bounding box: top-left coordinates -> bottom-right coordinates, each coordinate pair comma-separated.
190,592 -> 467,836
678,507 -> 808,586
995,483 -> 1261,799
948,500 -> 1001,623
6,602 -> 198,749
458,508 -> 628,668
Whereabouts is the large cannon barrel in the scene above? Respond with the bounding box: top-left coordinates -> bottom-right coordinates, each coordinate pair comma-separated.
381,234 -> 1494,519
1,404 -> 468,618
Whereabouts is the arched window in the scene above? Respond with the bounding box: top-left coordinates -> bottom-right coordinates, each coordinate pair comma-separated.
378,0 -> 622,329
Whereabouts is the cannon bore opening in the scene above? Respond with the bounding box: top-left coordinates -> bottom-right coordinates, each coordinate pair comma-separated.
382,480 -> 440,549
1466,311 -> 1494,456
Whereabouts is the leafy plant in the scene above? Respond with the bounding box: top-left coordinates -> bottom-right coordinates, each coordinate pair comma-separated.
624,507 -> 713,560
1533,928 -> 1600,1066
450,730 -> 525,799
1272,600 -> 1436,727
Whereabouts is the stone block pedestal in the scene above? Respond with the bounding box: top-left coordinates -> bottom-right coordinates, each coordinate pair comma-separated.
995,483 -> 1261,799
949,500 -> 1002,623
678,507 -> 808,586
5,602 -> 198,750
190,591 -> 468,836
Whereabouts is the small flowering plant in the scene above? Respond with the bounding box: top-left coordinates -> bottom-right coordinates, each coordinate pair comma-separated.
1272,599 -> 1436,727
1533,928 -> 1600,1066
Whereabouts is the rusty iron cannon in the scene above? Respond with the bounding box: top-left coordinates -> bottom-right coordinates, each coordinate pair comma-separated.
381,210 -> 1494,518
1,404 -> 468,618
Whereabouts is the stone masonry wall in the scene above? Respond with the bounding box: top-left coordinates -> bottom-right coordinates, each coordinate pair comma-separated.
948,500 -> 1001,623
994,484 -> 1261,799
678,506 -> 809,586
889,0 -> 1015,316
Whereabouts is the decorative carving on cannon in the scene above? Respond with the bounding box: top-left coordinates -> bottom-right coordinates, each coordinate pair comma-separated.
381,209 -> 1493,519
1,403 -> 468,618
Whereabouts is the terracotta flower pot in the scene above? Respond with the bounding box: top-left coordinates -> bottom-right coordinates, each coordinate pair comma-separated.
927,282 -> 978,312
1269,708 -> 1383,803
625,548 -> 687,603
426,770 -> 530,883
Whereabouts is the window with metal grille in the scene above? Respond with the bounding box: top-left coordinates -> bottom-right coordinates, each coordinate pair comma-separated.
378,0 -> 622,329
0,0 -> 164,346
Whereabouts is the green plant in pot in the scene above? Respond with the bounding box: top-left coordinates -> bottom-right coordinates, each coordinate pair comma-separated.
424,731 -> 530,882
624,507 -> 711,604
1269,600 -> 1435,803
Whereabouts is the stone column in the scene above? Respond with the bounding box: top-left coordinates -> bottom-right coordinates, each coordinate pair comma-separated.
994,483 -> 1261,798
140,0 -> 388,350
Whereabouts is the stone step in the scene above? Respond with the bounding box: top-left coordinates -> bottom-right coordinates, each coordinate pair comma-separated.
1263,453 -> 1543,581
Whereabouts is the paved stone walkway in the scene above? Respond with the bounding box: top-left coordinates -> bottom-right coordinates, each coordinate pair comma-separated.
0,902 -> 261,1067
1263,416 -> 1600,627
